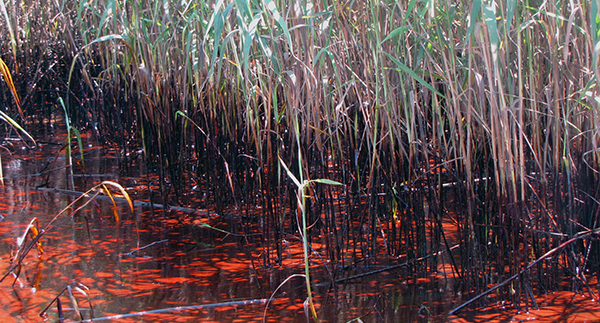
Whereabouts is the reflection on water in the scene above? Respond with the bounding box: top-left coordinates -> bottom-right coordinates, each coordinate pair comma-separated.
0,134 -> 599,322
0,138 -> 447,322
0,186 -> 452,322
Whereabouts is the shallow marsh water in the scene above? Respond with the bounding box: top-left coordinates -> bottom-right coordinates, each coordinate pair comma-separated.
0,187 -> 454,322
0,133 -> 599,322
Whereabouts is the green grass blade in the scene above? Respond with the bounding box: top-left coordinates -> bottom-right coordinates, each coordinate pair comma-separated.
98,0 -> 115,32
278,156 -> 301,188
70,126 -> 85,171
243,16 -> 262,74
263,0 -> 292,48
402,0 -> 418,25
506,0 -> 516,31
310,179 -> 343,186
0,110 -> 35,145
380,26 -> 408,45
466,0 -> 482,41
382,51 -> 446,98
483,2 -> 500,66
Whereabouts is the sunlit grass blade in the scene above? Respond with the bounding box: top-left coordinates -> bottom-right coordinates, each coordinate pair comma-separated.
0,111 -> 35,145
72,282 -> 94,319
278,155 -> 301,188
4,217 -> 44,285
15,217 -> 43,256
263,274 -> 305,322
482,2 -> 500,66
466,0 -> 482,41
66,285 -> 84,321
310,179 -> 343,186
0,57 -> 23,119
40,281 -> 93,320
1,181 -> 137,283
16,218 -> 42,257
100,184 -> 121,230
99,181 -> 136,243
99,181 -> 134,214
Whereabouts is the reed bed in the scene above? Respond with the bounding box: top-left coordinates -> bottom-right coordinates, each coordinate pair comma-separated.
2,0 -> 600,314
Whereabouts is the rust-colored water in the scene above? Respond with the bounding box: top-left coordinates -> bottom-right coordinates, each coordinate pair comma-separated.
0,132 -> 599,322
0,186 -> 445,322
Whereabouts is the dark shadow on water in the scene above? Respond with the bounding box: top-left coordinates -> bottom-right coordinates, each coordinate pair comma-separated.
0,132 -> 599,322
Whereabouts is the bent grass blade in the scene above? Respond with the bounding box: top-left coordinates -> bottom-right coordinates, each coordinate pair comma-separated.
40,281 -> 94,321
100,180 -> 137,245
3,217 -> 44,286
1,181 -> 136,283
8,217 -> 44,284
0,57 -> 22,119
279,156 -> 342,322
0,60 -> 35,172
263,274 -> 306,323
0,111 -> 35,145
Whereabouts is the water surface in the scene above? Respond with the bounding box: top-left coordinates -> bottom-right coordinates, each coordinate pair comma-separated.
0,134 -> 599,322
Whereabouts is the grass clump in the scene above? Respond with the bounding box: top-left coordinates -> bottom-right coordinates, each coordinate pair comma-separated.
1,0 -> 600,315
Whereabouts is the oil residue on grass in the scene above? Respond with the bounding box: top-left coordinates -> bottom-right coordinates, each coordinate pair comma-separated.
0,134 -> 454,322
0,133 -> 599,322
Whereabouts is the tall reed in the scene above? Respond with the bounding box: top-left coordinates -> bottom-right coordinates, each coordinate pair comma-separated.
2,0 -> 600,313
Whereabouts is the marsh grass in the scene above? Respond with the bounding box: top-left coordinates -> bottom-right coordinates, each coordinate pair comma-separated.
2,0 -> 600,315
40,281 -> 93,321
0,181 -> 135,286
